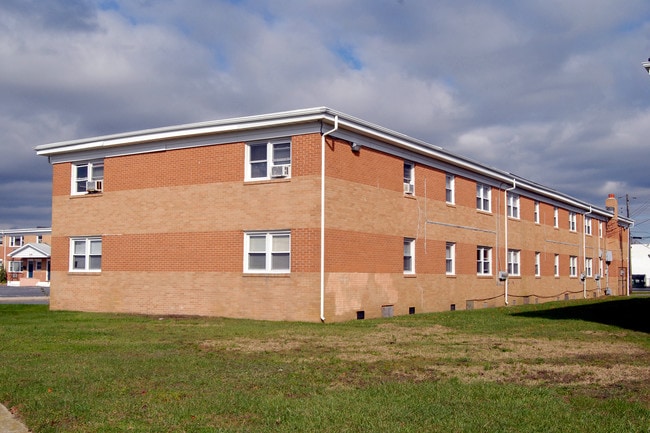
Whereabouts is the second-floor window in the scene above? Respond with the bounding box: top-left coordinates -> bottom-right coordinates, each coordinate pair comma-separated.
569,212 -> 577,232
554,207 -> 559,228
445,174 -> 455,203
534,201 -> 540,224
10,236 -> 23,247
507,193 -> 520,219
247,140 -> 291,180
72,160 -> 104,195
476,184 -> 491,212
585,217 -> 592,235
403,162 -> 414,195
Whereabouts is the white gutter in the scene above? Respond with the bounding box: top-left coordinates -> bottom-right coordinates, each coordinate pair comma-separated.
320,116 -> 339,322
583,206 -> 592,298
504,179 -> 516,305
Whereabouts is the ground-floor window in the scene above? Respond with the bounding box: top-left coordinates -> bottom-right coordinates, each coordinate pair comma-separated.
404,238 -> 415,274
507,249 -> 520,276
8,261 -> 22,272
477,246 -> 492,275
569,256 -> 578,277
70,237 -> 102,272
244,231 -> 290,273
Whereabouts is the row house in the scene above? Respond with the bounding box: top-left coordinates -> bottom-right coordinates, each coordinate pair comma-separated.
1,227 -> 52,287
35,108 -> 632,321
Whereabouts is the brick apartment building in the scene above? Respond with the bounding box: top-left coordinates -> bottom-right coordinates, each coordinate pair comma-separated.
1,227 -> 52,287
35,107 -> 632,322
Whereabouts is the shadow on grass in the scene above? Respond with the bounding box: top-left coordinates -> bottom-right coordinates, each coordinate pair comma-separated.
513,297 -> 650,334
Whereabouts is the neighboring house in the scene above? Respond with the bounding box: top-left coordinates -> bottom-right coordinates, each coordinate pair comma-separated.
0,227 -> 52,287
35,107 -> 632,322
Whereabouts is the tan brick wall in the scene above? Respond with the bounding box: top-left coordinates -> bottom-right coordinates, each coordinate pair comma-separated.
48,131 -> 630,321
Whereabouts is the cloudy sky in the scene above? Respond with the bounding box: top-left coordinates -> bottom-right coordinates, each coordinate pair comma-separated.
2,0 -> 650,237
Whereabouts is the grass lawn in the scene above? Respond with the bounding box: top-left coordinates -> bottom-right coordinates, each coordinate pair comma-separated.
1,297 -> 649,432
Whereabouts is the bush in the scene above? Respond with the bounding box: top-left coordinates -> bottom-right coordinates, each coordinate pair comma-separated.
0,265 -> 6,283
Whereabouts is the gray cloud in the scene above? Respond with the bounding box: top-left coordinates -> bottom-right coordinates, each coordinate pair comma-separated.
1,0 -> 650,233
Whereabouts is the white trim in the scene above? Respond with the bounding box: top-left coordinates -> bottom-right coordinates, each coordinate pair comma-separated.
69,237 -> 102,272
243,231 -> 291,274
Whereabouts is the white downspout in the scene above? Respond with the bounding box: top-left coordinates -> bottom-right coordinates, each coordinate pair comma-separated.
504,179 -> 516,305
320,116 -> 338,322
583,206 -> 592,298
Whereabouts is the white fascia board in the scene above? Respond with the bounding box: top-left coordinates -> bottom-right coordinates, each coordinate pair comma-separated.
35,107 -> 330,157
0,227 -> 52,236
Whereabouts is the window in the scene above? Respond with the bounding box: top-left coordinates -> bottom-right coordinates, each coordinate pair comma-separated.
569,212 -> 577,232
246,140 -> 291,180
554,254 -> 559,277
585,217 -> 592,235
8,261 -> 22,272
445,174 -> 455,204
599,221 -> 603,238
10,236 -> 23,247
403,162 -> 414,195
477,246 -> 492,275
70,237 -> 102,272
445,242 -> 455,275
553,207 -> 559,228
507,249 -> 520,276
507,193 -> 520,219
476,184 -> 491,212
585,258 -> 593,277
36,261 -> 43,271
404,238 -> 415,274
36,235 -> 43,243
535,252 -> 541,277
72,160 -> 104,195
245,231 -> 290,273
534,201 -> 540,224
569,256 -> 577,277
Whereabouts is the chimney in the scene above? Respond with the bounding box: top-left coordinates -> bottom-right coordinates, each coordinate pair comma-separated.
605,193 -> 618,219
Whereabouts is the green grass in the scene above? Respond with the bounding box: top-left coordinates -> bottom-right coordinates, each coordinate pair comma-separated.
1,297 -> 649,432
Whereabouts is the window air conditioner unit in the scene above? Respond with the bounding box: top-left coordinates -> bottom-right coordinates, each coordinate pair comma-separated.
86,180 -> 103,192
271,165 -> 290,178
498,271 -> 508,281
594,274 -> 601,281
403,182 -> 414,194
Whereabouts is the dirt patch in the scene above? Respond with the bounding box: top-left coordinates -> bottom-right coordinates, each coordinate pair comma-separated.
200,323 -> 650,388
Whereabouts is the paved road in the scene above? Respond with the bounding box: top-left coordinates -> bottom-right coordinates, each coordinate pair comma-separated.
0,285 -> 49,304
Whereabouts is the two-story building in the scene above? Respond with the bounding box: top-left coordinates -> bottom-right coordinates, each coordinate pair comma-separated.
35,107 -> 632,321
1,227 -> 52,287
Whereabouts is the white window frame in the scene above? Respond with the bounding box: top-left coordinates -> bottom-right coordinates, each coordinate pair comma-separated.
8,261 -> 22,273
554,207 -> 559,228
599,221 -> 603,238
477,246 -> 492,276
507,193 -> 520,219
569,256 -> 578,277
507,249 -> 520,276
445,174 -> 455,204
403,161 -> 415,195
72,160 -> 104,195
554,254 -> 560,277
568,212 -> 576,231
69,237 -> 102,272
585,217 -> 592,235
534,201 -> 540,224
10,236 -> 23,247
36,235 -> 43,243
476,184 -> 491,212
535,252 -> 541,277
445,242 -> 455,275
244,231 -> 291,273
404,238 -> 415,274
585,258 -> 593,277
245,140 -> 292,181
